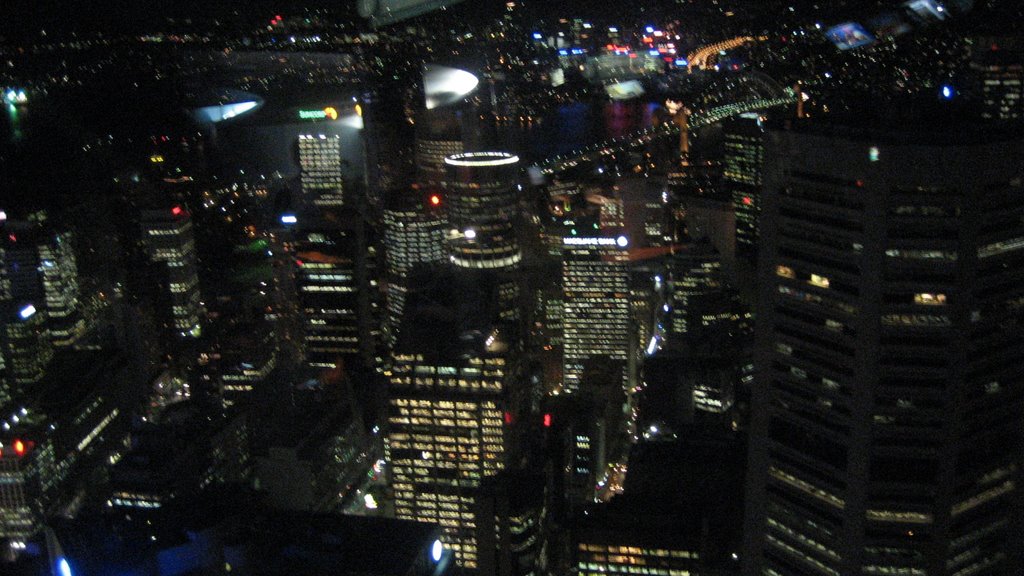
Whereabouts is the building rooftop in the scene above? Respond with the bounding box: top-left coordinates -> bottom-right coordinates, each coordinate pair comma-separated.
394,263 -> 509,362
20,489 -> 447,576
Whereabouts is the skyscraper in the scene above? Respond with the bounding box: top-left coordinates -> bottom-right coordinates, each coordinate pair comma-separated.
140,206 -> 204,338
974,38 -> 1023,122
444,152 -> 522,271
561,232 -> 630,394
743,121 -> 1024,576
723,114 -> 766,257
414,64 -> 480,187
294,226 -> 366,368
444,152 -> 522,323
382,186 -> 448,346
0,215 -> 84,348
386,268 -> 511,570
299,134 -> 345,208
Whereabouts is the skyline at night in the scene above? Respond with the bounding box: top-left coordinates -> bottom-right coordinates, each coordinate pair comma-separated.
1,1 -> 1023,575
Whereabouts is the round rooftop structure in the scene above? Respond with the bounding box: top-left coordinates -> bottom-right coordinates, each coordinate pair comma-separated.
444,152 -> 520,167
444,151 -> 521,271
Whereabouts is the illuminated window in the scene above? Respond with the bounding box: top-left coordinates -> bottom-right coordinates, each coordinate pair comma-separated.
776,265 -> 795,279
914,293 -> 946,306
809,274 -> 830,289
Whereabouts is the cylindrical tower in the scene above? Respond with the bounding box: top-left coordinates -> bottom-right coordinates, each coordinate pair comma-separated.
443,152 -> 522,270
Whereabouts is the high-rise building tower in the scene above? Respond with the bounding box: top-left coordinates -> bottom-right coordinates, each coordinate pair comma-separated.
0,215 -> 84,348
298,134 -> 345,208
415,64 -> 481,187
444,152 -> 522,271
444,152 -> 522,323
293,222 -> 376,372
36,230 -> 84,347
723,114 -> 766,257
973,39 -> 1023,122
382,186 -> 447,346
386,268 -> 511,570
1,303 -> 52,397
140,206 -> 204,338
743,122 -> 1024,576
561,232 -> 630,394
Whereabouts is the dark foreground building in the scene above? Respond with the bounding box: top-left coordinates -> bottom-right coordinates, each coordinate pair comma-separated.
8,490 -> 452,576
743,119 -> 1024,575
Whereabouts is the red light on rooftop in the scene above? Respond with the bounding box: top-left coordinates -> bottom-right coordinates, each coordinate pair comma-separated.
171,206 -> 183,216
13,439 -> 25,456
543,413 -> 552,427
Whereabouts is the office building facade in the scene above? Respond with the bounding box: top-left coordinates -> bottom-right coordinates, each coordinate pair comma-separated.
561,235 -> 630,394
382,187 -> 448,346
743,124 -> 1024,576
723,114 -> 766,256
299,134 -> 345,208
140,206 -> 204,338
387,351 -> 508,569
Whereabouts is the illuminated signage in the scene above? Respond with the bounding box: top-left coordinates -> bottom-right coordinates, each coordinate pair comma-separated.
298,106 -> 339,120
562,236 -> 629,247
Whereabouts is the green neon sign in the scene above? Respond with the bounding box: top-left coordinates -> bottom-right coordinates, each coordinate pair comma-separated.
298,106 -> 338,120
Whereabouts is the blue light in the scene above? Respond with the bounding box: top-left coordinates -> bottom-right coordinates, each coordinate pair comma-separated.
941,85 -> 954,100
645,26 -> 654,33
58,557 -> 73,576
558,49 -> 569,56
649,49 -> 659,56
280,214 -> 298,225
532,32 -> 543,40
674,59 -> 688,66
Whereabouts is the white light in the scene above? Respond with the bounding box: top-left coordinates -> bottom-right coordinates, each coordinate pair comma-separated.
0,210 -> 6,222
19,305 -> 36,319
646,336 -> 658,355
432,540 -> 444,562
444,152 -> 519,167
464,229 -> 477,239
424,65 -> 480,109
280,214 -> 298,224
58,558 -> 73,576
193,100 -> 260,123
364,494 -> 378,509
616,235 -> 629,247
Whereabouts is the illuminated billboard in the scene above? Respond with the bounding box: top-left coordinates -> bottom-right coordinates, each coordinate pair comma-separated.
826,22 -> 875,50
